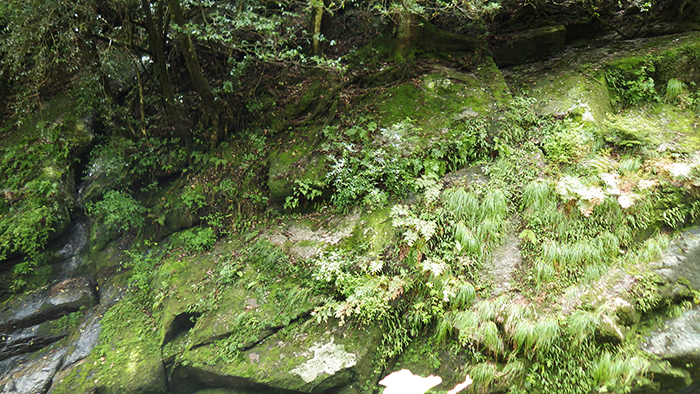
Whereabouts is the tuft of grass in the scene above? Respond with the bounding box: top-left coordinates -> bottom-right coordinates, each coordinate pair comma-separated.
454,222 -> 482,259
567,309 -> 600,347
481,188 -> 508,220
532,258 -> 556,289
475,301 -> 496,322
593,352 -> 650,390
478,321 -> 504,357
512,320 -> 536,353
444,188 -> 479,224
592,351 -> 614,386
454,310 -> 479,346
521,180 -> 552,212
470,362 -> 497,392
451,283 -> 476,310
619,156 -> 642,174
503,302 -> 533,336
453,310 -> 479,333
533,316 -> 560,353
477,217 -> 504,247
502,358 -> 525,381
435,312 -> 455,344
583,263 -> 608,283
664,78 -> 686,103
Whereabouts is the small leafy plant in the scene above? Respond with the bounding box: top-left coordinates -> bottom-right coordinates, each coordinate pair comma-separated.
85,190 -> 148,233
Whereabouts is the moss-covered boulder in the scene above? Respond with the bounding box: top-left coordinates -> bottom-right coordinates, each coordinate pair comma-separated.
48,296 -> 167,394
173,318 -> 382,393
267,128 -> 328,205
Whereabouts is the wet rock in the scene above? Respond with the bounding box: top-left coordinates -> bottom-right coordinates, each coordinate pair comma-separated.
0,320 -> 68,361
62,315 -> 101,369
0,278 -> 97,331
483,230 -> 521,296
0,347 -> 66,394
493,25 -> 567,67
54,221 -> 88,279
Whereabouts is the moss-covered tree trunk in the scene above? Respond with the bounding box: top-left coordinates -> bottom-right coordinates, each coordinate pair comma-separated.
394,10 -> 418,60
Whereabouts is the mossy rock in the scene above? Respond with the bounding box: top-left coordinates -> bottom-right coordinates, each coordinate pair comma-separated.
377,59 -> 509,131
186,271 -> 319,349
49,298 -> 167,394
146,178 -> 200,241
492,25 -> 567,67
528,68 -> 611,123
267,128 -> 328,205
644,361 -> 693,392
174,318 -> 383,393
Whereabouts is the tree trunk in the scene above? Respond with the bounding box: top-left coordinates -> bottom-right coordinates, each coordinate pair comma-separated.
311,0 -> 324,56
166,0 -> 224,149
141,0 -> 191,146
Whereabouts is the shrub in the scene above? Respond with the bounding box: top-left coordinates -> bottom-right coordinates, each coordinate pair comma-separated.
85,190 -> 147,232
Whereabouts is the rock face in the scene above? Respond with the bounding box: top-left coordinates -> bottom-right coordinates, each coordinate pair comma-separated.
492,25 -> 567,67
0,277 -> 98,331
0,278 -> 98,393
173,319 -> 381,394
0,347 -> 67,394
641,308 -> 700,392
653,227 -> 700,297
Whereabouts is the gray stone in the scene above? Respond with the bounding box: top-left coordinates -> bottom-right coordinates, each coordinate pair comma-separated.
0,321 -> 68,361
0,347 -> 66,394
643,308 -> 700,364
62,315 -> 101,368
0,277 -> 98,331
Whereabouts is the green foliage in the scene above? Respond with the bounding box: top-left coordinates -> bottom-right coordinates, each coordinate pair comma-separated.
123,242 -> 163,298
566,309 -> 600,347
175,227 -> 217,253
598,115 -> 657,149
664,78 -> 687,103
284,179 -> 325,210
326,145 -> 418,213
541,119 -> 592,164
470,362 -> 497,392
86,190 -> 147,233
0,0 -> 89,113
87,137 -> 188,188
55,307 -> 87,331
627,272 -> 665,313
430,118 -> 492,172
592,352 -> 650,392
606,60 -> 660,107
0,118 -> 80,291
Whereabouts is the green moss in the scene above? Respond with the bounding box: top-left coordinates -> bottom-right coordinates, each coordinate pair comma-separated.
340,208 -> 394,258
50,297 -> 166,394
529,69 -> 612,123
179,318 -> 382,393
267,127 -> 328,204
377,60 -> 506,128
